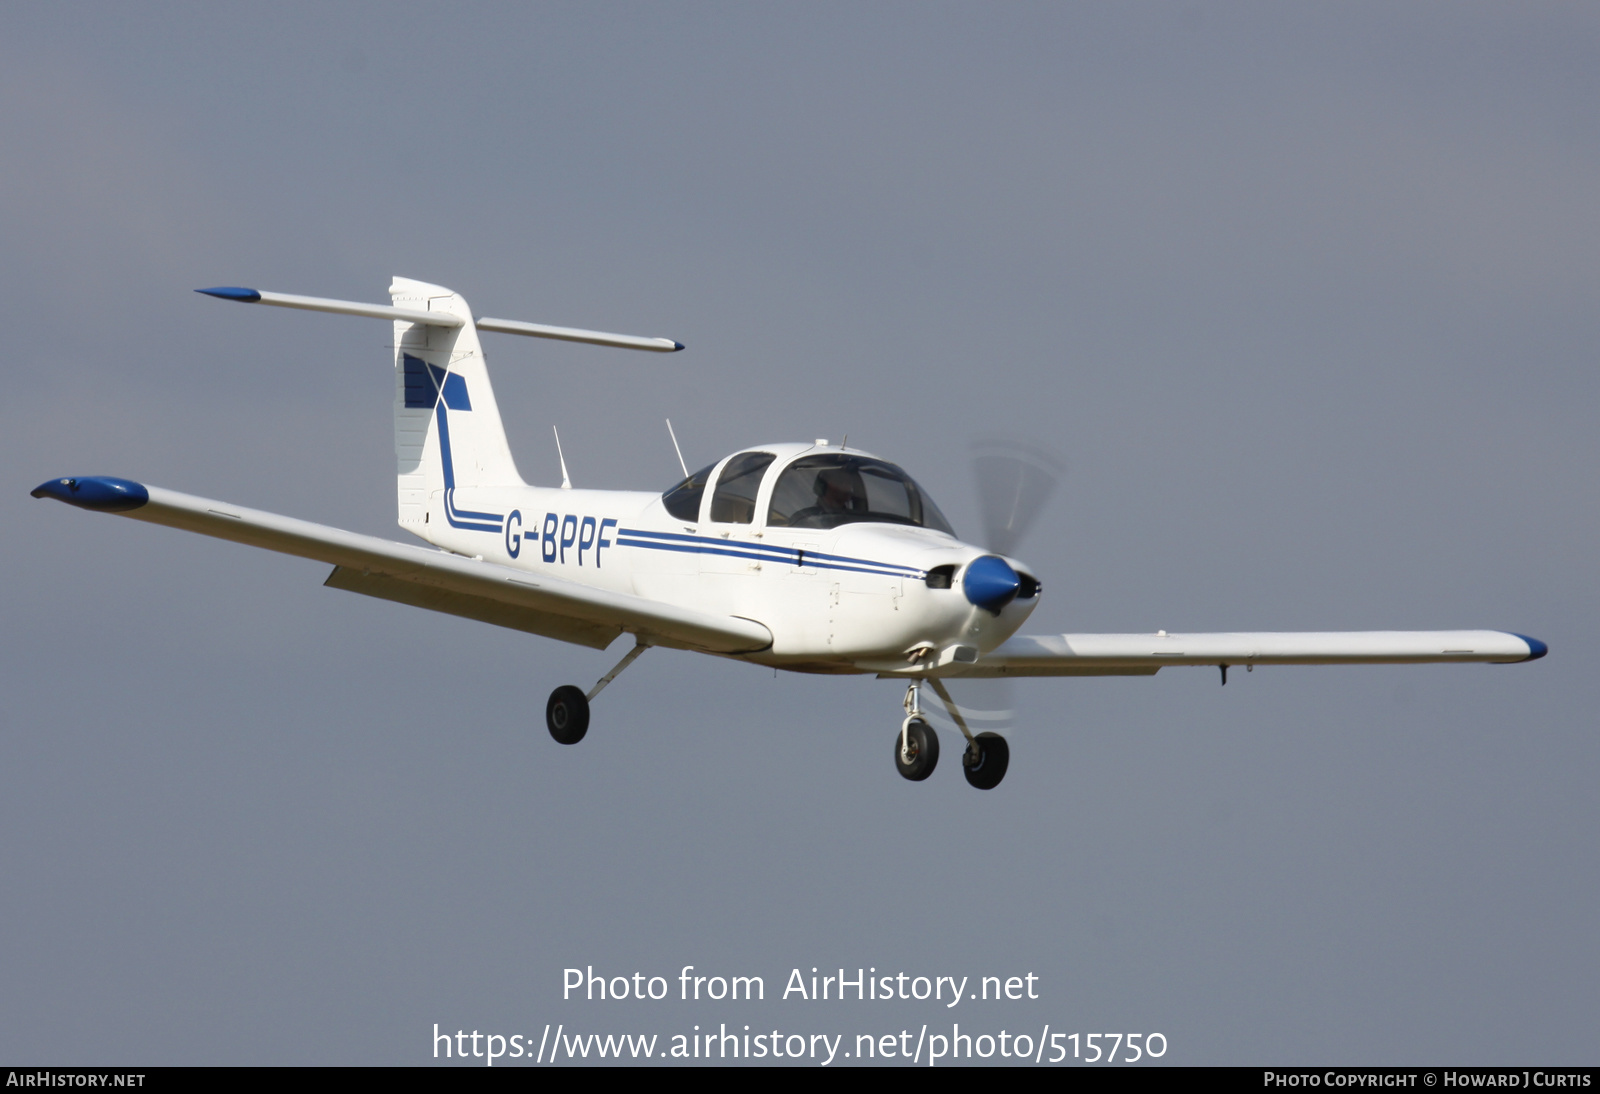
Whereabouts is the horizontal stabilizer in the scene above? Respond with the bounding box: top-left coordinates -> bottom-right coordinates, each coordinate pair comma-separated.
961,630 -> 1547,677
474,316 -> 682,353
32,477 -> 771,656
198,284 -> 684,351
197,287 -> 464,327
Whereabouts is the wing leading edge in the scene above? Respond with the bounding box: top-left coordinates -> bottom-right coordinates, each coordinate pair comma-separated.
30,476 -> 771,655
962,630 -> 1547,677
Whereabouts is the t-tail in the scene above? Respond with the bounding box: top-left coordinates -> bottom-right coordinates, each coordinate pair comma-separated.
191,277 -> 684,542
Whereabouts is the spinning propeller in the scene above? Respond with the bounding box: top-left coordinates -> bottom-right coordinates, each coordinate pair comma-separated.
925,440 -> 1066,735
972,438 -> 1065,559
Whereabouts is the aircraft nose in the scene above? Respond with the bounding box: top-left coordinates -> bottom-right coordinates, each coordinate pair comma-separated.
963,555 -> 1021,615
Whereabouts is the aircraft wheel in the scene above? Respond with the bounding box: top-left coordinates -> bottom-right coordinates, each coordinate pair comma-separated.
893,718 -> 940,781
546,685 -> 590,745
962,732 -> 1010,790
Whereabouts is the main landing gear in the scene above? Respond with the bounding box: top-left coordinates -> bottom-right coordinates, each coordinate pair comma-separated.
894,679 -> 1010,790
545,640 -> 649,745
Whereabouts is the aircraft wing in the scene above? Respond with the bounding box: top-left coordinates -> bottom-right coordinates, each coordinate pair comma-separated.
961,630 -> 1547,677
31,477 -> 772,655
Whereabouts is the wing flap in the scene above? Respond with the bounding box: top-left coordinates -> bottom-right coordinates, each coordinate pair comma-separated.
107,484 -> 771,654
324,566 -> 622,649
962,631 -> 1545,677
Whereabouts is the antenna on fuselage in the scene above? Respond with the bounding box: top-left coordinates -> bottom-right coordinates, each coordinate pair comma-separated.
665,419 -> 689,478
552,426 -> 572,489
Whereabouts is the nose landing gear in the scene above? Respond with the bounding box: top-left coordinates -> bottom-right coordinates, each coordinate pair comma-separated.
893,679 -> 1010,789
895,682 -> 940,780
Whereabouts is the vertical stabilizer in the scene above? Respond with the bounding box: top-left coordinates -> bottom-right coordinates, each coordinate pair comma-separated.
390,277 -> 523,537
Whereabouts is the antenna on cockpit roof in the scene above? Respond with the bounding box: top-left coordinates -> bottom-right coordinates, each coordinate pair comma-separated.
665,419 -> 689,478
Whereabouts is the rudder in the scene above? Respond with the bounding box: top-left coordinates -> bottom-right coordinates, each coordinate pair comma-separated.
390,277 -> 523,536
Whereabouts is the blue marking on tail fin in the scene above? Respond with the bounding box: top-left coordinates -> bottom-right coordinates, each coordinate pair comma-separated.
427,363 -> 472,411
406,357 -> 500,532
403,354 -> 437,408
433,400 -> 502,532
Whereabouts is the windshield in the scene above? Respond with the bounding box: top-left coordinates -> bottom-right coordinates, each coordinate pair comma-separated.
661,462 -> 716,522
766,455 -> 955,534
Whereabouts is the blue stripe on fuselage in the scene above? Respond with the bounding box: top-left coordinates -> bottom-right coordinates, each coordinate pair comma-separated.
614,526 -> 924,579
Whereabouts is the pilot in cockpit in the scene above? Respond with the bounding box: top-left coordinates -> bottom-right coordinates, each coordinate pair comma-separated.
812,465 -> 867,516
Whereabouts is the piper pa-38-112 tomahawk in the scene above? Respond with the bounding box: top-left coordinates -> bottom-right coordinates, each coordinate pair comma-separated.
32,277 -> 1547,790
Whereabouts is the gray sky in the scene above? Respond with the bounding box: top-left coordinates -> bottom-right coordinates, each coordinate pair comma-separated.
2,2 -> 1595,1065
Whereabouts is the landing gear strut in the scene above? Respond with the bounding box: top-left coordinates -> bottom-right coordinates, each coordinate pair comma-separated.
927,678 -> 1010,790
545,639 -> 650,745
892,679 -> 1011,788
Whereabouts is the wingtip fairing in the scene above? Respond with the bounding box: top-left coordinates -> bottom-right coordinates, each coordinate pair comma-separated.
31,476 -> 149,512
1507,633 -> 1549,661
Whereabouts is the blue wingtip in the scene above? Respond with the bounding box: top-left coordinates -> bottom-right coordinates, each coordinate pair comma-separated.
1510,633 -> 1548,661
196,286 -> 261,303
31,476 -> 149,512
672,342 -> 685,352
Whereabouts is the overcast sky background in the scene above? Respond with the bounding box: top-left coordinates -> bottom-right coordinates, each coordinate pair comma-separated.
1,2 -> 1595,1066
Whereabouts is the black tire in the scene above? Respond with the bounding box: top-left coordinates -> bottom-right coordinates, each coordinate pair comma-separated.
546,685 -> 590,745
962,731 -> 1010,790
893,719 -> 940,781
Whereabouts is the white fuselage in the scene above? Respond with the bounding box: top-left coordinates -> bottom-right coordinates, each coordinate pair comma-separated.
411,442 -> 1040,674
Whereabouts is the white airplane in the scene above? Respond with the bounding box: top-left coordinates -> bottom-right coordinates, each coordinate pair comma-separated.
32,277 -> 1547,790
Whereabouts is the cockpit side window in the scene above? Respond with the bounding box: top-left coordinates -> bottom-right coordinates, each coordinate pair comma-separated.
709,451 -> 776,524
766,455 -> 956,535
662,462 -> 717,523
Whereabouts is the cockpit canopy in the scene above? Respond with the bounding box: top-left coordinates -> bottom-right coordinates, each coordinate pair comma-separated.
767,455 -> 953,533
661,449 -> 955,535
